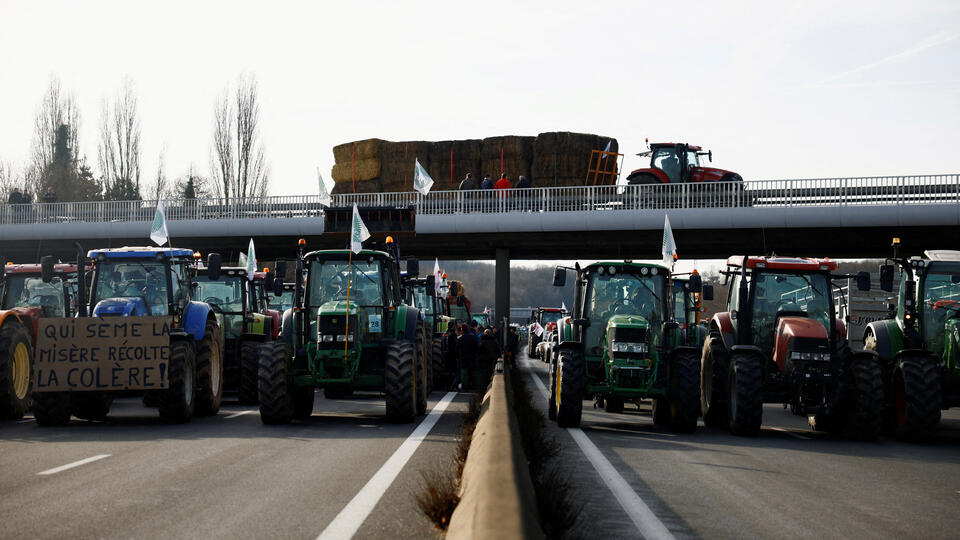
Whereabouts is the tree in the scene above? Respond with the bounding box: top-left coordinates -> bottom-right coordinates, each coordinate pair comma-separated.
99,78 -> 142,201
175,165 -> 209,199
30,78 -> 81,183
146,148 -> 169,201
38,124 -> 101,202
0,162 -> 21,197
210,74 -> 269,201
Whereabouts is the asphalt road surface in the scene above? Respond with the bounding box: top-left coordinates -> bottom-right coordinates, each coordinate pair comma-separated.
0,390 -> 468,540
519,351 -> 960,539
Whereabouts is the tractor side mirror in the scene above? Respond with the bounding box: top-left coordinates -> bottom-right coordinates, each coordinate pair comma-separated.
41,256 -> 55,283
688,273 -> 702,293
708,150 -> 713,162
879,264 -> 894,293
702,285 -> 714,302
856,271 -> 871,292
426,275 -> 436,296
407,259 -> 419,277
207,253 -> 222,281
275,260 -> 287,280
552,266 -> 566,287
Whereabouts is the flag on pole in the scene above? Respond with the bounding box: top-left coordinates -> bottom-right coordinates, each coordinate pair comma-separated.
662,214 -> 677,268
433,258 -> 442,294
532,322 -> 544,337
561,300 -> 567,312
245,238 -> 257,280
351,203 -> 370,254
238,252 -> 247,269
413,158 -> 434,196
150,200 -> 169,246
601,139 -> 612,160
318,167 -> 335,207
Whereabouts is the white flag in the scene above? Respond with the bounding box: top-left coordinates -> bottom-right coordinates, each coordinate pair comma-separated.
602,139 -> 612,160
662,214 -> 677,268
433,258 -> 442,294
532,322 -> 544,337
245,238 -> 257,280
351,203 -> 370,254
238,252 -> 247,269
150,200 -> 169,246
318,168 -> 335,207
413,158 -> 434,196
561,301 -> 567,312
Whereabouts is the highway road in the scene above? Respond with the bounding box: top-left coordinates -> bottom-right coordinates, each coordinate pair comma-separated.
0,391 -> 467,539
520,352 -> 960,539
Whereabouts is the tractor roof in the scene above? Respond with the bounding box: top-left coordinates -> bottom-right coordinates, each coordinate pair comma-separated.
88,246 -> 195,259
586,261 -> 670,272
538,307 -> 566,312
650,142 -> 702,151
194,267 -> 249,278
3,263 -> 79,274
305,249 -> 391,260
726,256 -> 838,271
924,250 -> 960,262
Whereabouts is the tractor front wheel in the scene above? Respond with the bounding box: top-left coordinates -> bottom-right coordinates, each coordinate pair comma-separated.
891,355 -> 941,442
194,320 -> 223,416
432,338 -> 444,389
548,358 -> 557,421
727,353 -> 763,436
385,341 -> 417,423
669,350 -> 701,432
158,340 -> 197,423
414,322 -> 427,416
238,341 -> 261,405
842,353 -> 884,440
700,334 -> 728,428
0,319 -> 33,420
33,392 -> 72,426
555,348 -> 584,428
259,341 -> 295,424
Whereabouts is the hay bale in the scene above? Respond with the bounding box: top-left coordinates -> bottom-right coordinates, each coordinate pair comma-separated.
332,138 -> 383,164
379,140 -> 432,192
330,158 -> 380,184
532,132 -> 618,187
480,136 -> 534,183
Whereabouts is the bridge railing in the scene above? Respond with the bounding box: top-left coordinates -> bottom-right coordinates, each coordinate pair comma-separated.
0,174 -> 955,225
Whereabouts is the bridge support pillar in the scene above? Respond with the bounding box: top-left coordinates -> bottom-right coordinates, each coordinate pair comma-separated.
495,248 -> 510,335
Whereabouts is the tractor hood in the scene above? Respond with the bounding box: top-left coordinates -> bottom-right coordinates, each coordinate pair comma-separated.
606,314 -> 651,345
317,300 -> 361,316
692,166 -> 738,182
772,316 -> 829,371
93,297 -> 150,317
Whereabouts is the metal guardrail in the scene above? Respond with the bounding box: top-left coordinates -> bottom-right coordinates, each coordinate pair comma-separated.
0,174 -> 956,225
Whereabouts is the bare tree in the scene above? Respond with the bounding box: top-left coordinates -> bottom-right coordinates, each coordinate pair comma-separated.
210,74 -> 269,201
0,162 -> 21,197
30,77 -> 81,187
99,78 -> 142,200
147,148 -> 169,201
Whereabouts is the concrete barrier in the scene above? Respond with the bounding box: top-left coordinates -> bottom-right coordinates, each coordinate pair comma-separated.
447,366 -> 543,539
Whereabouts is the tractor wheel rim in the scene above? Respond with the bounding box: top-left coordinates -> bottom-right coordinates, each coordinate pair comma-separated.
12,342 -> 30,400
555,364 -> 562,409
184,359 -> 194,406
210,339 -> 222,395
703,360 -> 713,406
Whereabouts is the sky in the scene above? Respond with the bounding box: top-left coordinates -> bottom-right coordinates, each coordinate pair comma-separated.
1,0 -> 958,199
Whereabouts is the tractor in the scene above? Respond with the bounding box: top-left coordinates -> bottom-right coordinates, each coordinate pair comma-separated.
269,282 -> 295,313
673,273 -> 709,349
0,260 -> 84,419
863,241 -> 960,441
263,237 -> 427,424
31,246 -> 226,425
403,274 -> 450,389
700,256 -> 883,438
191,265 -> 282,404
625,142 -> 741,185
548,262 -> 708,431
444,280 -> 472,326
528,307 -> 566,361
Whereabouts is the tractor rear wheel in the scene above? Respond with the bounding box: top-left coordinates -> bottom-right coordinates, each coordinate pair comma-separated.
293,386 -> 314,419
259,341 -> 295,424
842,353 -> 884,440
194,320 -> 223,416
238,340 -> 261,405
158,340 -> 197,423
432,338 -> 444,389
72,393 -> 113,421
669,350 -> 701,433
555,348 -> 584,428
548,358 -> 557,421
0,319 -> 33,420
414,322 -> 427,416
727,353 -> 763,436
33,392 -> 71,426
891,355 -> 941,442
385,341 -> 417,423
701,334 -> 728,428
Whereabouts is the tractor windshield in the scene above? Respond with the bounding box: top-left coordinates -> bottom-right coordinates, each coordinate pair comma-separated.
673,281 -> 687,326
540,311 -> 563,326
686,150 -> 700,168
749,271 -> 831,353
3,275 -> 66,317
195,275 -> 245,314
308,259 -> 383,307
652,147 -> 681,182
920,261 -> 960,354
269,289 -> 294,312
94,260 -> 170,316
583,267 -> 666,355
412,286 -> 434,317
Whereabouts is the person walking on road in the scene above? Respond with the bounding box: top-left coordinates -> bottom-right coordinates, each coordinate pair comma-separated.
443,320 -> 459,389
457,323 -> 480,391
478,328 -> 501,386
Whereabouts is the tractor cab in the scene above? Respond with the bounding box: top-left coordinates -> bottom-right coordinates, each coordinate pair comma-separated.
89,247 -> 197,318
192,267 -> 262,339
627,142 -> 741,185
2,263 -> 82,320
269,283 -> 295,313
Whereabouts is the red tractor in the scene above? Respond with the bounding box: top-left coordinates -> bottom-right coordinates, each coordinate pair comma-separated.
626,142 -> 742,185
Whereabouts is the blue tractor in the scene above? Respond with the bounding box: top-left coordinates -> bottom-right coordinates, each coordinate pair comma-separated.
32,246 -> 226,424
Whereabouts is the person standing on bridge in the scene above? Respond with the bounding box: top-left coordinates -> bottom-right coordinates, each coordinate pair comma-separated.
42,187 -> 57,204
495,173 -> 510,212
459,173 -> 476,191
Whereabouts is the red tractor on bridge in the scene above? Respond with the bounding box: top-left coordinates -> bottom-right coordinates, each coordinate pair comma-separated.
625,142 -> 742,185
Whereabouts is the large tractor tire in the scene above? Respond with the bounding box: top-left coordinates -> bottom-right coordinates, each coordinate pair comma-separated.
727,352 -> 763,436
293,386 -> 315,419
72,393 -> 113,421
652,397 -> 671,427
259,341 -> 295,424
700,334 -> 728,428
238,340 -> 261,405
548,358 -> 557,421
431,338 -> 444,389
385,340 -> 417,423
158,340 -> 197,423
33,392 -> 72,426
0,319 -> 33,420
555,348 -> 584,428
669,350 -> 701,433
414,322 -> 427,416
842,353 -> 884,440
194,320 -> 224,416
891,355 -> 941,442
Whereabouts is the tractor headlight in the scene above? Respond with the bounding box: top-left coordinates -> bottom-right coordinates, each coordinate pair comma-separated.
612,342 -> 648,354
320,334 -> 334,342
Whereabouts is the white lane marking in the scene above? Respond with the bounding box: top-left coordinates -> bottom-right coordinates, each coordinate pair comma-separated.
769,426 -> 811,440
37,454 -> 111,476
316,391 -> 457,540
527,363 -> 675,540
225,410 -> 254,419
18,418 -> 33,423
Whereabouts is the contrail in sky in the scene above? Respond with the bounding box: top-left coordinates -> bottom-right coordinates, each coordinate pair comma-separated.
814,30 -> 959,86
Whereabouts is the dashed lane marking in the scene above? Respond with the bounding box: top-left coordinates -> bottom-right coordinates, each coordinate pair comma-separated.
768,426 -> 811,440
224,410 -> 254,419
316,391 -> 457,540
37,454 -> 111,476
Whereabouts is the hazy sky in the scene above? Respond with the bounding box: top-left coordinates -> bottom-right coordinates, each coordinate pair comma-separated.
1,0 -> 958,197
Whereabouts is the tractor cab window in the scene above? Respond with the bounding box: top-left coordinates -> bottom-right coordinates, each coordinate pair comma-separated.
652,147 -> 682,182
196,275 -> 245,314
749,271 -> 831,353
673,282 -> 687,326
686,150 -> 700,170
540,311 -> 563,326
413,287 -> 434,316
3,276 -> 66,317
583,267 -> 665,355
308,259 -> 383,307
94,260 -> 170,316
920,262 -> 960,355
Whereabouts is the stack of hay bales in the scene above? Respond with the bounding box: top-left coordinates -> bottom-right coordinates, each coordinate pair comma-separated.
330,132 -> 617,193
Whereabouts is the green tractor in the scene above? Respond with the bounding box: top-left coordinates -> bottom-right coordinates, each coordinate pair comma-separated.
548,261 -> 710,431
261,238 -> 428,424
403,274 -> 450,389
672,274 -> 709,349
864,242 -> 960,441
